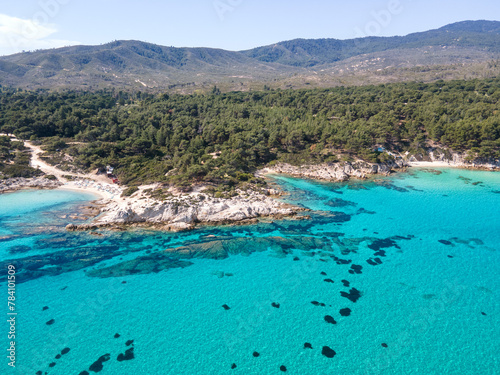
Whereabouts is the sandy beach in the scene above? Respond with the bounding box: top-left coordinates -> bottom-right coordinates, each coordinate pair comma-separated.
58,181 -> 118,200
407,161 -> 454,168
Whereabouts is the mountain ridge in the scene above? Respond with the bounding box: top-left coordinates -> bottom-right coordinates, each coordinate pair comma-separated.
0,20 -> 499,91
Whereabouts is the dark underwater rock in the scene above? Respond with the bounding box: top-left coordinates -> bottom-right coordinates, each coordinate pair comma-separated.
304,342 -> 313,349
61,347 -> 70,355
340,288 -> 362,303
222,304 -> 231,310
324,315 -> 337,324
374,181 -> 409,192
89,354 -> 111,372
164,236 -> 332,261
321,346 -> 336,358
87,253 -> 193,278
334,257 -> 351,265
367,257 -> 383,266
368,238 -> 399,251
349,264 -> 363,274
46,319 -> 55,325
8,245 -> 31,254
324,198 -> 357,208
339,308 -> 351,316
438,240 -> 452,245
309,211 -> 351,224
117,347 -> 134,362
0,245 -> 123,283
357,207 -> 376,215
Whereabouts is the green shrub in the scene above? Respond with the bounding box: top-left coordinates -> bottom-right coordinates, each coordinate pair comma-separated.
0,164 -> 43,178
121,186 -> 139,197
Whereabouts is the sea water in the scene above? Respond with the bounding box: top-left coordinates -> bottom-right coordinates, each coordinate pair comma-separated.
1,168 -> 499,375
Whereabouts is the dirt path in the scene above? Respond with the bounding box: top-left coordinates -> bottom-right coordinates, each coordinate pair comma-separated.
24,141 -> 111,184
13,138 -> 123,199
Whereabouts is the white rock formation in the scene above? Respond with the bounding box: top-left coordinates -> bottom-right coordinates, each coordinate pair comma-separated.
94,189 -> 296,228
259,159 -> 406,182
0,177 -> 62,193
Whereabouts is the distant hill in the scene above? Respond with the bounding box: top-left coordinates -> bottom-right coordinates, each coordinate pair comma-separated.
242,20 -> 500,67
0,20 -> 499,92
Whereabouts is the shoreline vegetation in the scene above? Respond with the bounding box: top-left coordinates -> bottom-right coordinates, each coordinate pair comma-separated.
1,77 -> 499,230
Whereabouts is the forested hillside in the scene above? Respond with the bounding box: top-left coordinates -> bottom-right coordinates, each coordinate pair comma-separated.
0,78 -> 499,186
243,20 -> 500,67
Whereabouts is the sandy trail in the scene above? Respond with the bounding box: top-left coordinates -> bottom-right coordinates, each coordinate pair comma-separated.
25,141 -> 111,182
22,140 -> 122,200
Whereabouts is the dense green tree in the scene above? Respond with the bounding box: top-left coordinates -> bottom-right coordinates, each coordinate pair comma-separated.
0,78 -> 498,185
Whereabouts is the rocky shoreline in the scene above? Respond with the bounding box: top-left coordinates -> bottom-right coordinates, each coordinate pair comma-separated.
70,187 -> 301,232
2,150 -> 498,232
258,159 -> 407,182
0,177 -> 62,194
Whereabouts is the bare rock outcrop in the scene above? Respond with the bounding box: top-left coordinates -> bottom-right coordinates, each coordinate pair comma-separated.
0,177 -> 62,193
259,159 -> 406,182
86,189 -> 297,229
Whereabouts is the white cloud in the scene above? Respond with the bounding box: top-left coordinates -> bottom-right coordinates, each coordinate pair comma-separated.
0,13 -> 80,56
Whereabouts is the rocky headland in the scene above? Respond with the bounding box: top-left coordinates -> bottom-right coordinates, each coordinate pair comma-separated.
66,186 -> 300,232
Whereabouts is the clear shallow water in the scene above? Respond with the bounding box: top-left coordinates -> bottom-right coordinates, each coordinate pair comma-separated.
1,168 -> 499,375
0,189 -> 100,263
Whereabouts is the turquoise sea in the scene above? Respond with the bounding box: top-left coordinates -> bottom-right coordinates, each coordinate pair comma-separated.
1,168 -> 499,375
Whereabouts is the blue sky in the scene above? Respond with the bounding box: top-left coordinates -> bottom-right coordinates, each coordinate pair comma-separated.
0,0 -> 499,56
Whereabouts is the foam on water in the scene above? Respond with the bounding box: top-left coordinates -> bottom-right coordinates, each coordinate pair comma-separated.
2,169 -> 499,375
